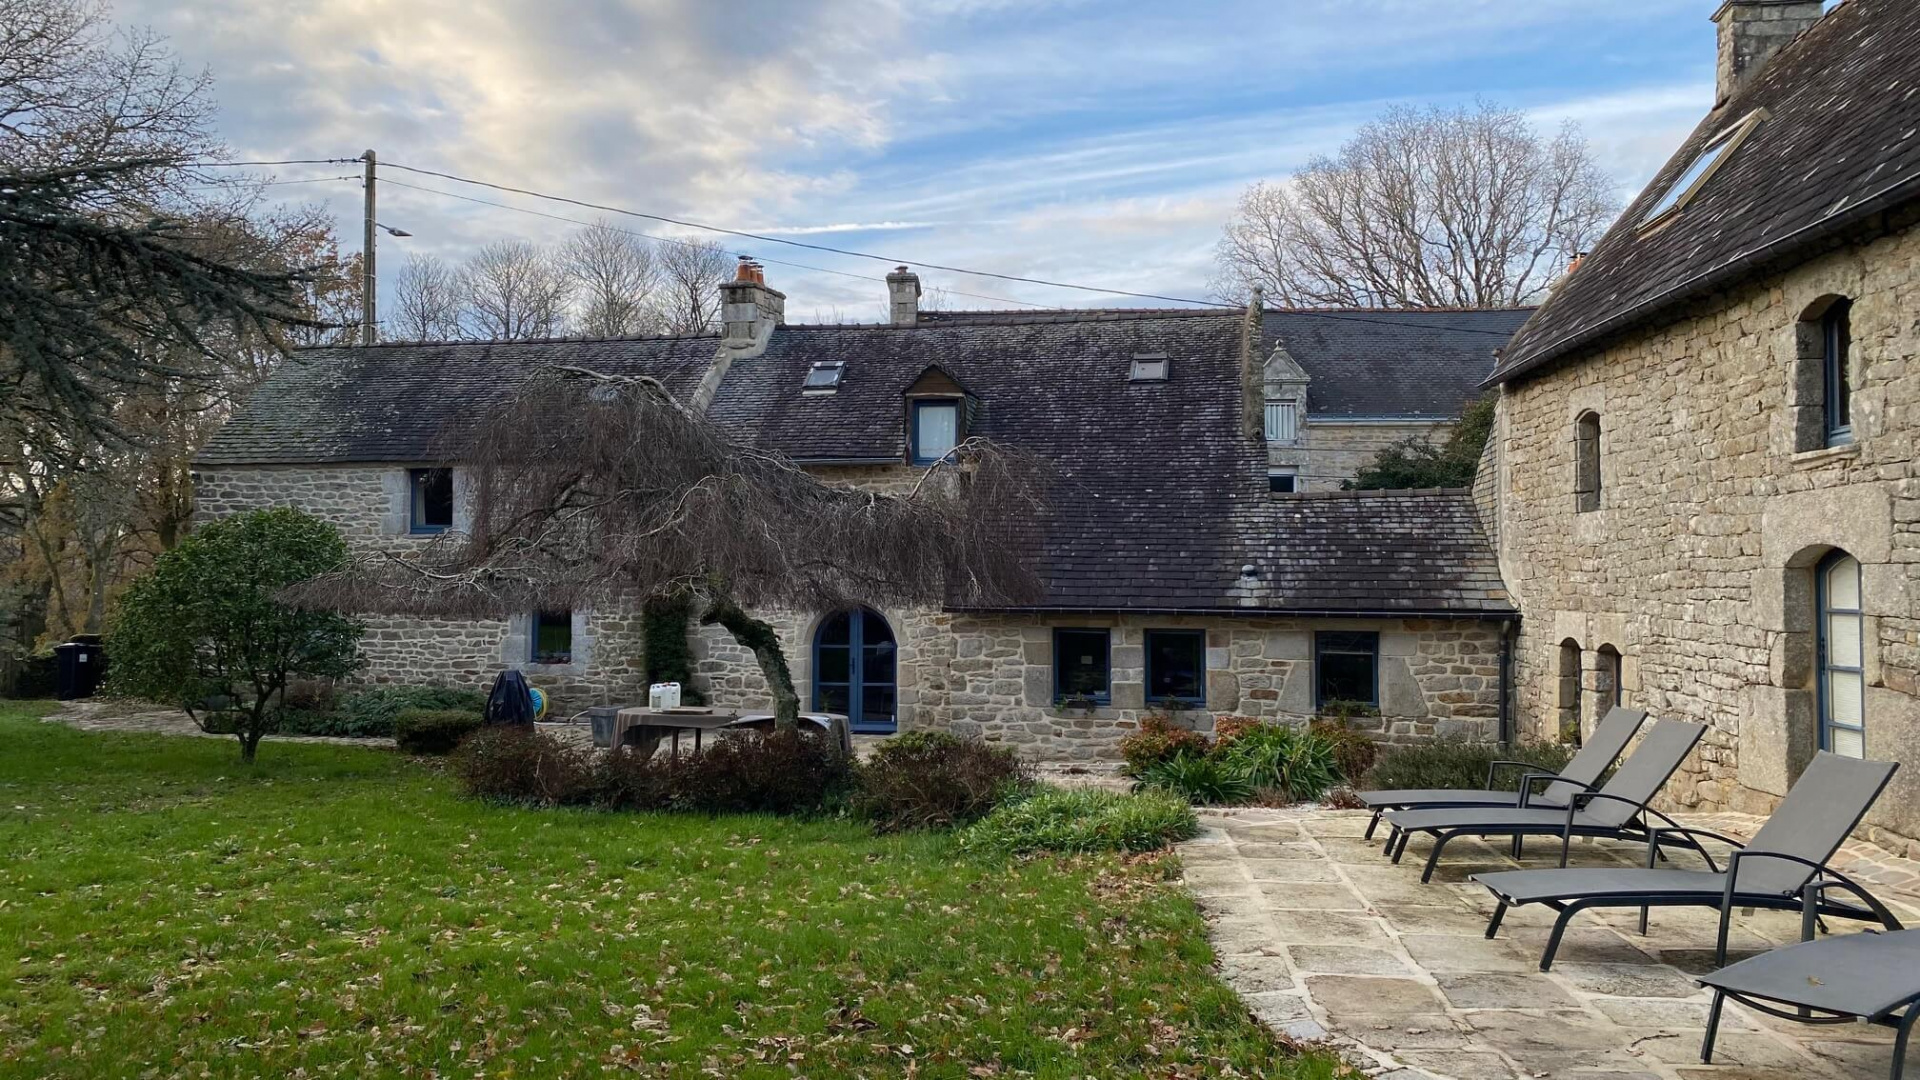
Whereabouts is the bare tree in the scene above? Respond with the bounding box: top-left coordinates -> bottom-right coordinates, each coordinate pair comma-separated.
560,221 -> 661,338
459,239 -> 572,340
391,253 -> 464,341
651,238 -> 732,332
294,369 -> 1050,737
1213,101 -> 1618,308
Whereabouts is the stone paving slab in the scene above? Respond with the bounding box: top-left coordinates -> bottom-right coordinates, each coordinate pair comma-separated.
1183,807 -> 1920,1080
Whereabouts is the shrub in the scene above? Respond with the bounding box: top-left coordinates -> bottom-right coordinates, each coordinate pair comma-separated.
1134,752 -> 1255,806
451,726 -> 596,806
394,708 -> 484,754
852,731 -> 1030,833
335,685 -> 488,737
959,786 -> 1199,855
1211,715 -> 1264,749
107,507 -> 364,762
593,747 -> 676,811
1118,713 -> 1210,777
1211,723 -> 1340,803
675,728 -> 852,815
1363,739 -> 1576,793
1309,719 -> 1379,783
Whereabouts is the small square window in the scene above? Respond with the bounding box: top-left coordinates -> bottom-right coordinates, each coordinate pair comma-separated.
1053,628 -> 1111,705
1268,469 -> 1297,494
532,610 -> 573,665
804,361 -> 844,391
1129,354 -> 1170,382
409,468 -> 453,534
1315,631 -> 1379,708
911,399 -> 960,465
1144,629 -> 1205,706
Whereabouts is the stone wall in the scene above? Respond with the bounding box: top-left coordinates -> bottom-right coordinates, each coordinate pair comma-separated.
1302,420 -> 1450,490
1491,219 -> 1920,850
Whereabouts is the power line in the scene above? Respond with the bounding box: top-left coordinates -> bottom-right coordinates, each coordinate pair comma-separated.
368,171 -> 1044,307
192,154 -> 1527,338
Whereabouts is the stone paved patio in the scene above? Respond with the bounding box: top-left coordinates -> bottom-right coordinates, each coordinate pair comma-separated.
1182,807 -> 1920,1080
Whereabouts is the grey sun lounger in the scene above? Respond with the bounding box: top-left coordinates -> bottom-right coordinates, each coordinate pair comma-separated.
1474,752 -> 1902,970
1699,929 -> 1920,1080
1381,718 -> 1706,884
1359,705 -> 1648,840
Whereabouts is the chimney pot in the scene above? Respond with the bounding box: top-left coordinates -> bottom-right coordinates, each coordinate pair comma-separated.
886,266 -> 922,327
1712,0 -> 1822,104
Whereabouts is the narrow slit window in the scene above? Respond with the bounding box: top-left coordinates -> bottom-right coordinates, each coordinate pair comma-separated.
409,468 -> 454,533
1818,552 -> 1865,758
1823,299 -> 1853,446
911,399 -> 960,464
1574,412 -> 1601,513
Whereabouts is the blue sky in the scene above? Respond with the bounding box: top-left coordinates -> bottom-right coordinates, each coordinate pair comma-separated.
128,0 -> 1730,323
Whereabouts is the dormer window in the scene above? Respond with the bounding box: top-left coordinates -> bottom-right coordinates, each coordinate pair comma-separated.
804,361 -> 844,392
1129,353 -> 1169,382
1640,110 -> 1765,229
911,399 -> 960,465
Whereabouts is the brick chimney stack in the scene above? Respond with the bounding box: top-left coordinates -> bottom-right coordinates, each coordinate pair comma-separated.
886,266 -> 921,327
1712,0 -> 1822,105
719,257 -> 785,358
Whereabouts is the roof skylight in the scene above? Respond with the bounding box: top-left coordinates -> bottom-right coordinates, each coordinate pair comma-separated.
1129,353 -> 1170,382
1640,111 -> 1766,228
803,361 -> 845,392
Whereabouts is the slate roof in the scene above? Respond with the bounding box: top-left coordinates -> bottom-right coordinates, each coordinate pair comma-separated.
194,336 -> 719,465
1262,308 -> 1531,418
194,311 -> 1512,617
1491,0 -> 1920,384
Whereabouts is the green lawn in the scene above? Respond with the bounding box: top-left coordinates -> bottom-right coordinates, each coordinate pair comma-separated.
0,703 -> 1340,1079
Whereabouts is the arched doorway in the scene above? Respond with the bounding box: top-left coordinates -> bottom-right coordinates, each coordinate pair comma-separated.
814,608 -> 898,733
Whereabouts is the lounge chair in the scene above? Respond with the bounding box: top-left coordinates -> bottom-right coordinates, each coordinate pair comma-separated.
1699,928 -> 1920,1080
1473,752 -> 1902,970
1359,705 -> 1648,840
1381,718 -> 1706,884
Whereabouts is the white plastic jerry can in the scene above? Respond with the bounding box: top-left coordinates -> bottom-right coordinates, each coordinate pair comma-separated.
648,682 -> 682,710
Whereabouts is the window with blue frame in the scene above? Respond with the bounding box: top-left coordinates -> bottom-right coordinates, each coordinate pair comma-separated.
1315,631 -> 1379,708
813,608 -> 898,733
409,468 -> 454,533
1053,628 -> 1111,705
1823,299 -> 1854,447
1144,629 -> 1205,706
910,399 -> 960,464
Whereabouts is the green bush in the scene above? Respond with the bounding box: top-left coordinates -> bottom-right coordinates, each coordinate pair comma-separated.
1118,713 -> 1211,777
1363,739 -> 1576,793
959,786 -> 1198,855
452,726 -> 596,807
1133,752 -> 1255,806
674,728 -> 854,816
1213,724 -> 1340,803
852,731 -> 1030,833
335,685 -> 487,737
393,709 -> 484,755
1309,719 -> 1379,783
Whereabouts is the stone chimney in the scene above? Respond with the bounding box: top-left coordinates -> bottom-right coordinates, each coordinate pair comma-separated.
1713,0 -> 1822,104
719,257 -> 785,358
886,266 -> 921,326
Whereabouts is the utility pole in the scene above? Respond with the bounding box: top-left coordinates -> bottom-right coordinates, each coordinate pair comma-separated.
361,148 -> 377,346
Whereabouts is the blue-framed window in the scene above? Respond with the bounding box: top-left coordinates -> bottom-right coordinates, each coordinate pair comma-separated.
1053,628 -> 1111,705
910,399 -> 960,465
1823,299 -> 1854,447
409,468 -> 454,534
1315,631 -> 1379,708
1818,551 -> 1865,758
1144,629 -> 1205,706
813,608 -> 898,733
532,610 -> 573,665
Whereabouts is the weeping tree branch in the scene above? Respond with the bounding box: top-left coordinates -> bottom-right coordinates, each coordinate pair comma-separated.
292,366 -> 1052,735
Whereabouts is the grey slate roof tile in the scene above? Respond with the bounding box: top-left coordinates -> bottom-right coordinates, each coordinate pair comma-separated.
1262,308 -> 1531,418
1492,0 -> 1920,383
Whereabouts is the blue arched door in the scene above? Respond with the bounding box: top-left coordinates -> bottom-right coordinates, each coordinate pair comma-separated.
814,608 -> 897,733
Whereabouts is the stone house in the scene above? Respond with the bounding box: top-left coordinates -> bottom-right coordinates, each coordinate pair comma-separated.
194,270 -> 1515,759
1477,0 -> 1920,847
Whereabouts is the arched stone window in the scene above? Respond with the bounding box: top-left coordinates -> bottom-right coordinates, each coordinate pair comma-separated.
1557,639 -> 1583,743
813,607 -> 898,734
1792,296 -> 1855,451
1573,412 -> 1601,513
1817,551 -> 1865,757
1595,644 -> 1623,711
